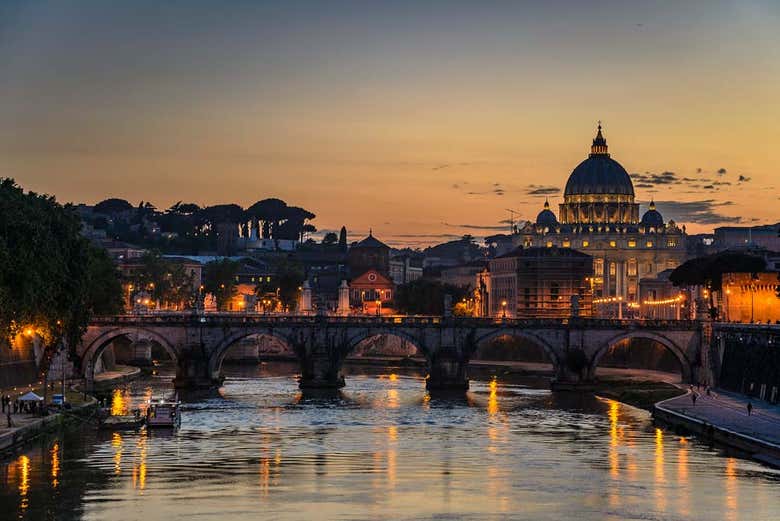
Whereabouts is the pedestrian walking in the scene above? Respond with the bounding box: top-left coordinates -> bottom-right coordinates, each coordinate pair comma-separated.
691,393 -> 697,406
747,402 -> 753,416
706,387 -> 711,396
6,410 -> 11,428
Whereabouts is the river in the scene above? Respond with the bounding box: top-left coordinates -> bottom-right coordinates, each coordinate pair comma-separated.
1,362 -> 778,520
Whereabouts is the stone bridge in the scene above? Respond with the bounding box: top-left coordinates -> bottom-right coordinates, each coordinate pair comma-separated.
78,314 -> 704,391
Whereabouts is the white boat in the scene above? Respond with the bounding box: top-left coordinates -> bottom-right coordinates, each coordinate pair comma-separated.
146,398 -> 181,428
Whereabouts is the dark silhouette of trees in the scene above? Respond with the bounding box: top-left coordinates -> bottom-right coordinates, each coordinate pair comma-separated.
203,259 -> 240,311
93,198 -> 134,215
1,179 -> 123,373
322,232 -> 338,245
394,279 -> 469,315
128,251 -> 196,310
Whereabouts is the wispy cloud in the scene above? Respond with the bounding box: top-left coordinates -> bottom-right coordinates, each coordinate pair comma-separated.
653,200 -> 741,225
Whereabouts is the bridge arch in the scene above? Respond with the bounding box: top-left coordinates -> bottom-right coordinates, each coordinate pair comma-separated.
343,328 -> 429,361
473,329 -> 561,370
81,327 -> 178,378
590,331 -> 692,382
208,328 -> 297,380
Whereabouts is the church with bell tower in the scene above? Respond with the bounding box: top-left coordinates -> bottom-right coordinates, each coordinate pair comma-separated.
513,124 -> 688,306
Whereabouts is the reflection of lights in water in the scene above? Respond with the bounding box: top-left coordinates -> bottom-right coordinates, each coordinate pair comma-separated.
389,373 -> 398,382
421,393 -> 430,409
725,457 -> 738,520
677,439 -> 690,517
51,442 -> 61,488
111,388 -> 130,416
387,426 -> 397,488
654,428 -> 666,513
487,378 -> 499,416
387,389 -> 400,409
112,432 -> 123,475
608,400 -> 620,479
133,429 -> 148,492
19,454 -> 30,511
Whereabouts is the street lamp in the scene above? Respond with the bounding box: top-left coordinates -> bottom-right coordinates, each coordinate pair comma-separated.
501,300 -> 507,319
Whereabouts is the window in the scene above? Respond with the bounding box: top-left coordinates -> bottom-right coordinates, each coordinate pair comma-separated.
609,262 -> 616,276
627,259 -> 637,276
609,240 -> 617,248
646,241 -> 654,248
627,239 -> 636,248
562,240 -> 571,248
546,241 -> 553,248
582,240 -> 589,248
594,258 -> 604,275
550,282 -> 560,302
667,239 -> 677,248
647,263 -> 653,274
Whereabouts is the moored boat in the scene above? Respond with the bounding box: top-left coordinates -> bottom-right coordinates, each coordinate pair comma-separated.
146,398 -> 181,428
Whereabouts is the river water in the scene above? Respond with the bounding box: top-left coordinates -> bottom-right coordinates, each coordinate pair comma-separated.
1,363 -> 779,520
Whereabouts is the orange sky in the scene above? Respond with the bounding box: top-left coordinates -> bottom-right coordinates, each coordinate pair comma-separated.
1,1 -> 778,246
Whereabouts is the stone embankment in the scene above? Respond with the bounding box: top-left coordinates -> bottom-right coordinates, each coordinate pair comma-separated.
653,389 -> 780,467
0,366 -> 139,455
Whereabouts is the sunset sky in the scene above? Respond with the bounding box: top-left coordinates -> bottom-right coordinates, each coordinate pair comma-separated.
1,1 -> 777,246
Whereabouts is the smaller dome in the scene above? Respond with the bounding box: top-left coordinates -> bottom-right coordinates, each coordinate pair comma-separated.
641,201 -> 664,227
536,199 -> 558,226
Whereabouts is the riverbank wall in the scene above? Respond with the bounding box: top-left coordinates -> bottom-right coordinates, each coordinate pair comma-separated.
0,398 -> 98,455
653,395 -> 780,466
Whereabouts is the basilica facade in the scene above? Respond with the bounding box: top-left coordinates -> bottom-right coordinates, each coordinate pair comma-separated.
513,125 -> 687,306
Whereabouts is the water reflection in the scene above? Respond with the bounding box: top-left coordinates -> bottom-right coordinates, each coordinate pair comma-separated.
1,365 -> 779,521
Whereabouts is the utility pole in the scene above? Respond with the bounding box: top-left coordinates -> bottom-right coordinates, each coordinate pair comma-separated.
505,209 -> 521,234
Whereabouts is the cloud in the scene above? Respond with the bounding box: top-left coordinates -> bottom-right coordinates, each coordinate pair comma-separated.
432,164 -> 450,171
525,185 -> 560,196
717,168 -> 727,175
442,222 -> 512,231
652,200 -> 741,224
738,175 -> 751,183
630,171 -> 680,185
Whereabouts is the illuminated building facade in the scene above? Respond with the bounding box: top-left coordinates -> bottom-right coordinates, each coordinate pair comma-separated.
514,125 -> 687,311
480,247 -> 593,318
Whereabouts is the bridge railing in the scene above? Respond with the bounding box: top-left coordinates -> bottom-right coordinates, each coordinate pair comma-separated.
90,313 -> 702,330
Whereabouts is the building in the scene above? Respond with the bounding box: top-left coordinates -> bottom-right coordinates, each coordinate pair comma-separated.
715,223 -> 780,252
349,269 -> 394,315
440,260 -> 487,290
721,272 -> 780,324
480,247 -> 593,318
389,254 -> 424,285
348,232 -> 391,277
514,125 -> 687,311
637,269 -> 687,320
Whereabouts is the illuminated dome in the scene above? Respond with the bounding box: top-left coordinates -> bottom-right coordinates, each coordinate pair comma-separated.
536,199 -> 558,226
563,124 -> 634,197
558,124 -> 640,225
640,200 -> 664,227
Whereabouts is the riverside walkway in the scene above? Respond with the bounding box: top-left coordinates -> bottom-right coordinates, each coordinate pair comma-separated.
656,389 -> 780,456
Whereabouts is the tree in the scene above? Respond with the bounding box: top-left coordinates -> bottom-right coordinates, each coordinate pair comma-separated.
0,178 -> 123,374
93,198 -> 134,216
129,251 -> 195,310
338,226 -> 348,250
203,259 -> 240,311
276,260 -> 305,312
322,232 -> 338,245
394,279 -> 469,315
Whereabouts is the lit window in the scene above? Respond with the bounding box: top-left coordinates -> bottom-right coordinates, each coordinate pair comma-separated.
582,240 -> 589,248
667,239 -> 677,247
628,259 -> 637,276
594,258 -> 604,274
546,241 -> 553,248
609,240 -> 617,248
609,262 -> 616,276
562,240 -> 571,248
627,239 -> 636,248
646,241 -> 654,248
